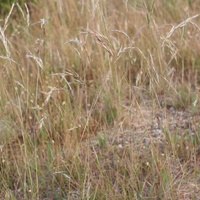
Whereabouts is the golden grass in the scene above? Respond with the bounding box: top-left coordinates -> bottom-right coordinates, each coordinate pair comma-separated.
0,0 -> 200,199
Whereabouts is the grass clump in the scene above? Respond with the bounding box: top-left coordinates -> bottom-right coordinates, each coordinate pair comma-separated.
0,0 -> 200,199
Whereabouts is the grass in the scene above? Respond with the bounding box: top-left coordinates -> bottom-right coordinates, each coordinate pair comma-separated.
0,0 -> 200,199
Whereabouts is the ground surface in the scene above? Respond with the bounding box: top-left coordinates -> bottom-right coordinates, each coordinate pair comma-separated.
73,101 -> 200,200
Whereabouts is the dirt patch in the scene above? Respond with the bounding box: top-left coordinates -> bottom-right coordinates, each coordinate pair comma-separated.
79,103 -> 200,199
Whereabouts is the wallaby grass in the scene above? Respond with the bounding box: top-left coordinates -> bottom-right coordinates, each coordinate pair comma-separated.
0,0 -> 200,199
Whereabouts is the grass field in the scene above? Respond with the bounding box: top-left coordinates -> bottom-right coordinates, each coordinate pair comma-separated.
0,0 -> 200,199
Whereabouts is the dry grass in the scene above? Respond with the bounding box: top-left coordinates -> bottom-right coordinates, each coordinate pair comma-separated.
0,0 -> 200,199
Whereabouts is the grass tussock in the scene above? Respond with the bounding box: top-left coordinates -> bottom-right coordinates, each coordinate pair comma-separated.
0,0 -> 200,199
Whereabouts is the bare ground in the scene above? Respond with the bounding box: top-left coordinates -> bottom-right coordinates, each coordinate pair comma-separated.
77,101 -> 200,200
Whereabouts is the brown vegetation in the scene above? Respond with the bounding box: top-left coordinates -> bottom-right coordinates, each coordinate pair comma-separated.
0,0 -> 200,199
